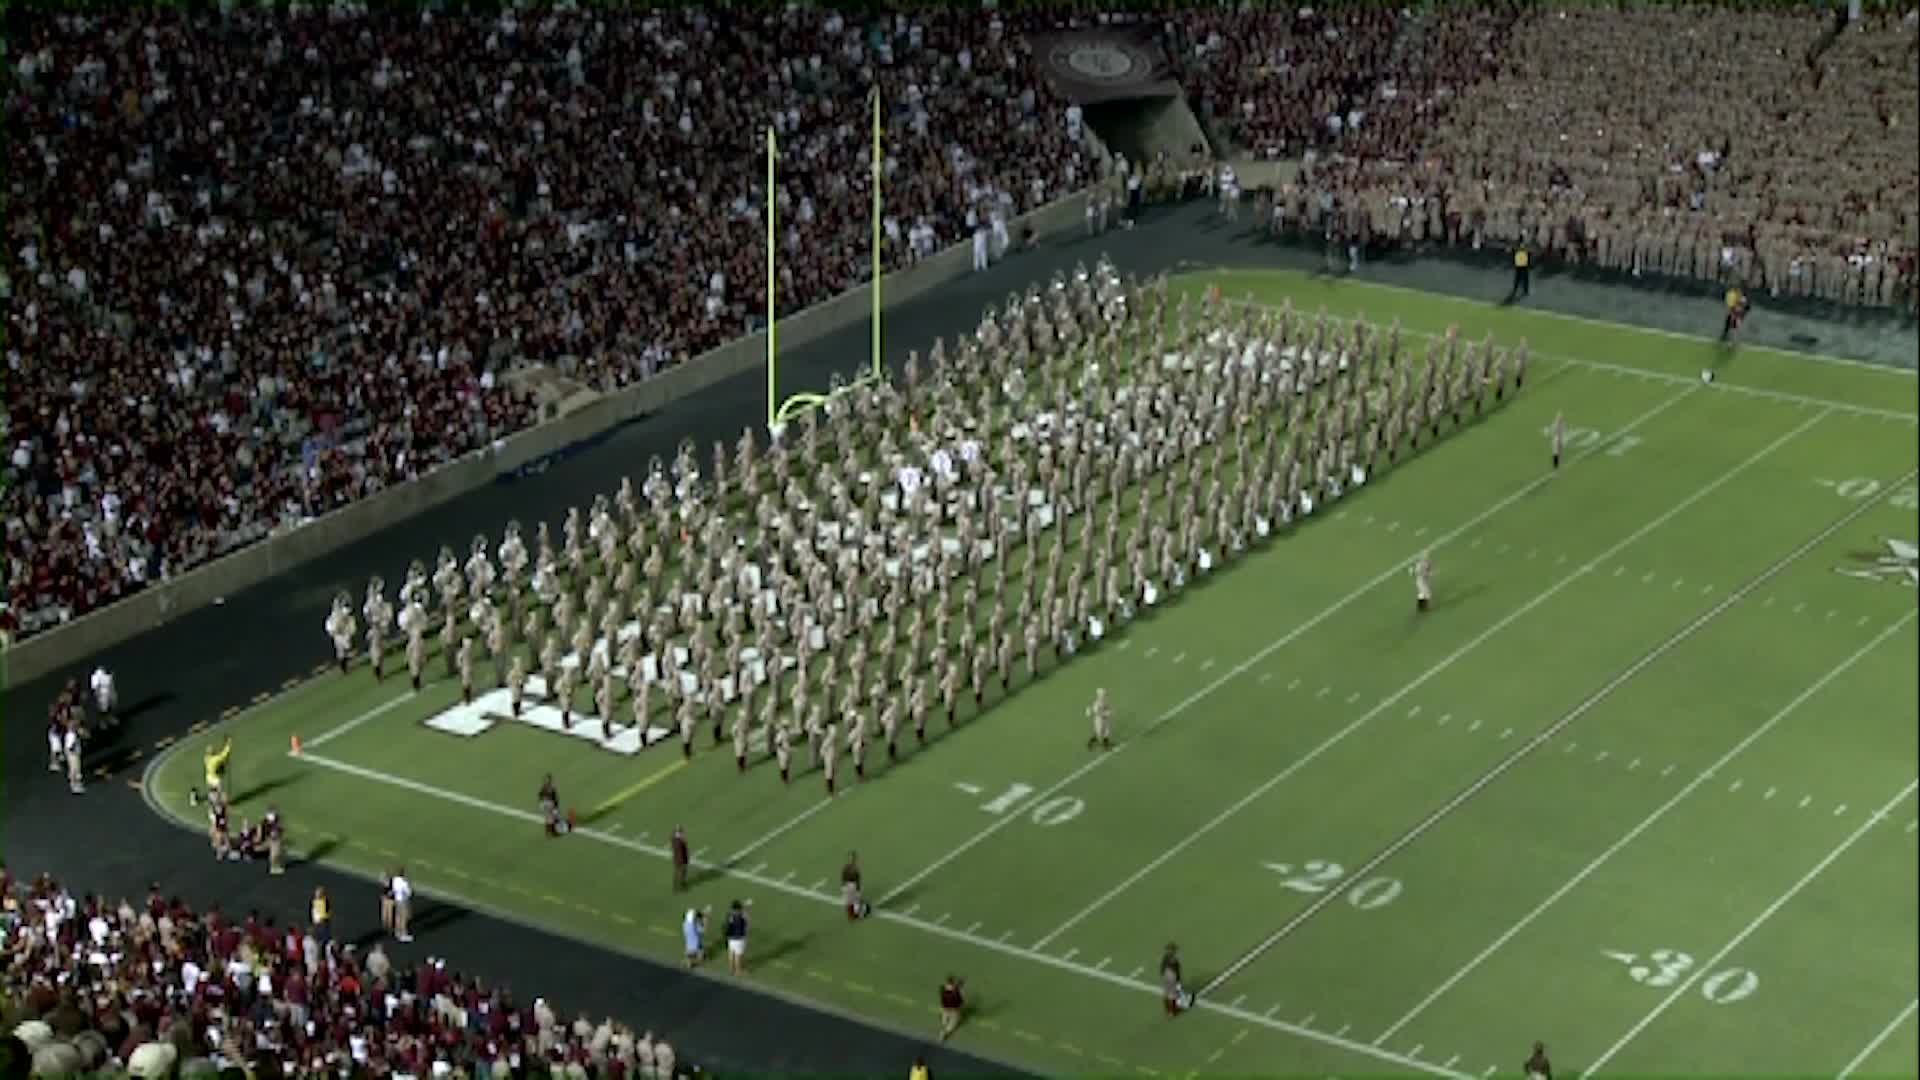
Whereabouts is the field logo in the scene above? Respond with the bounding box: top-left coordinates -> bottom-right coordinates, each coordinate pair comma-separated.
1834,538 -> 1918,588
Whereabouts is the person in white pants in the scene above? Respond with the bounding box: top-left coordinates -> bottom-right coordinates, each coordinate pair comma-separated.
972,221 -> 990,272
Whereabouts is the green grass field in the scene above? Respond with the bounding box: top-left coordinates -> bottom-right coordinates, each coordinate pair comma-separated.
145,267 -> 1920,1078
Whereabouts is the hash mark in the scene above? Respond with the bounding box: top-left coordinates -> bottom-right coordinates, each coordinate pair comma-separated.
1096,957 -> 1111,970
1834,804 -> 1848,817
1554,553 -> 1567,565
749,861 -> 767,874
1595,750 -> 1610,763
1444,1055 -> 1460,1069
1265,1004 -> 1281,1018
1661,763 -> 1676,777
1728,780 -> 1743,793
1526,548 -> 1538,560
1438,713 -> 1453,726
1471,537 -> 1483,548
1671,578 -> 1685,590
964,921 -> 981,934
1231,994 -> 1247,1008
1144,647 -> 1160,659
1858,614 -> 1872,627
1335,1023 -> 1351,1037
1641,571 -> 1656,584
810,878 -> 829,891
1129,966 -> 1145,980
1906,820 -> 1917,834
1498,727 -> 1514,740
1700,583 -> 1714,595
1317,686 -> 1332,698
936,913 -> 951,925
1364,515 -> 1377,526
1563,741 -> 1579,755
1409,1043 -> 1424,1059
1117,638 -> 1132,650
1300,1012 -> 1317,1027
1387,521 -> 1402,533
1199,658 -> 1216,672
1627,757 -> 1641,771
1792,602 -> 1806,614
1414,526 -> 1430,538
1002,930 -> 1016,943
1061,946 -> 1076,959
1258,672 -> 1273,683
1497,543 -> 1511,555
1171,652 -> 1187,665
1798,795 -> 1813,809
1764,787 -> 1777,800
1467,717 -> 1483,733
1407,705 -> 1423,719
1347,691 -> 1361,703
1764,596 -> 1776,607
1613,566 -> 1627,578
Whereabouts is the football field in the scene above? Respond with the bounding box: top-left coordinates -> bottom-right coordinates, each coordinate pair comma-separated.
146,268 -> 1920,1078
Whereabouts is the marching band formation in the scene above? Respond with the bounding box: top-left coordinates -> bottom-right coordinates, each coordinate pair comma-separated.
325,259 -> 1526,794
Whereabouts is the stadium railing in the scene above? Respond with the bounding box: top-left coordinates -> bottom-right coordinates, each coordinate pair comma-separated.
0,188 -> 1097,690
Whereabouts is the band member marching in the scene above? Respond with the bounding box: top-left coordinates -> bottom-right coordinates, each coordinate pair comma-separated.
1412,549 -> 1434,613
1087,687 -> 1114,750
325,592 -> 358,675
1550,411 -> 1565,471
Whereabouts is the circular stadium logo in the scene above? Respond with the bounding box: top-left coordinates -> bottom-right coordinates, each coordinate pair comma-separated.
1049,37 -> 1153,87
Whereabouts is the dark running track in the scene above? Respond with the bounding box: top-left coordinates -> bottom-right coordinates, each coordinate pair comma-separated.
7,199 -> 1912,1077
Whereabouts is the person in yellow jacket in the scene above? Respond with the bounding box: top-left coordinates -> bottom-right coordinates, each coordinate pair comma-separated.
200,730 -> 232,799
909,1056 -> 931,1080
1509,245 -> 1532,301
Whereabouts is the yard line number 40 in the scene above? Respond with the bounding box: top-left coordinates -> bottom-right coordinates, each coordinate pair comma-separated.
1601,947 -> 1760,1005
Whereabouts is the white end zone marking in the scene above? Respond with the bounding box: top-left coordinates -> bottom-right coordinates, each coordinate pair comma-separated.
1585,779 -> 1919,1075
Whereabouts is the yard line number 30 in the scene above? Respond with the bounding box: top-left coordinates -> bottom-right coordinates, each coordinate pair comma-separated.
1601,947 -> 1760,1005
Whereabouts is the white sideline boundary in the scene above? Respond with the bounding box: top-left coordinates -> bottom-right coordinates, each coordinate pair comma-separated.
1838,998 -> 1920,1079
307,691 -> 418,749
1213,267 -> 1920,380
873,383 -> 1704,911
274,747 -> 1467,1078
1370,589 -> 1918,1043
1053,410 -> 1827,957
1585,777 -> 1919,1076
1224,297 -> 1919,422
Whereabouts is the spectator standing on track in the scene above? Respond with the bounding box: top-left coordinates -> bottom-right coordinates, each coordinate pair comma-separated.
391,866 -> 415,943
682,906 -> 708,969
62,721 -> 84,794
311,887 -> 333,946
672,825 -> 691,892
910,1055 -> 932,1080
264,805 -> 286,875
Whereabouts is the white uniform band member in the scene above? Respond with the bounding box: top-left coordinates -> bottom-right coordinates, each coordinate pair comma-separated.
1086,687 -> 1113,750
89,666 -> 117,727
1412,550 -> 1434,613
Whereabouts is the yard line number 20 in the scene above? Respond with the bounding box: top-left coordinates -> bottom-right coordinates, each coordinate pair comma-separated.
1265,859 -> 1405,911
1542,424 -> 1643,457
1601,947 -> 1760,1005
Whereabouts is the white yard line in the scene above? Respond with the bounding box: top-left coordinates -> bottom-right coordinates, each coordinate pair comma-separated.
873,385 -> 1701,911
1374,605 -> 1918,1044
1046,410 -> 1822,956
1837,998 -> 1920,1079
305,691 -> 417,749
1226,296 -> 1917,421
1219,269 -> 1918,380
1585,777 -> 1920,1076
726,798 -> 842,867
282,748 -> 1463,1078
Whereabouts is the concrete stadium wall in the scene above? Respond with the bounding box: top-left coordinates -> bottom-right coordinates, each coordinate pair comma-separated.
2,189 -> 1094,690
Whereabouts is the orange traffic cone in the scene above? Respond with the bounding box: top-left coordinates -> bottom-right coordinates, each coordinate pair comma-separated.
289,734 -> 303,756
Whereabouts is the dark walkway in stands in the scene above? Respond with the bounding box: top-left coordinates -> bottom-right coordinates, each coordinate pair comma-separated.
7,199 -> 1913,1077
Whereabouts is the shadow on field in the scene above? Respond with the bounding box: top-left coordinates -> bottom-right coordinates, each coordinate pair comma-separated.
301,836 -> 342,864
230,773 -> 302,806
756,931 -> 813,967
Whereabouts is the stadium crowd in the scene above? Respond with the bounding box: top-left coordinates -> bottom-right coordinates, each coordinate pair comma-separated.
1188,5 -> 1917,308
2,7 -> 1091,643
0,871 -> 690,1078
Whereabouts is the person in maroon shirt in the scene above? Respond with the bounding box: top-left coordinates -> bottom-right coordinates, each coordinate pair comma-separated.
670,826 -> 690,893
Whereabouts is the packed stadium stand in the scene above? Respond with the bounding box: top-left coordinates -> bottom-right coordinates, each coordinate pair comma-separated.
3,7 -> 1093,642
0,873 -> 685,1078
1180,4 -> 1916,307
